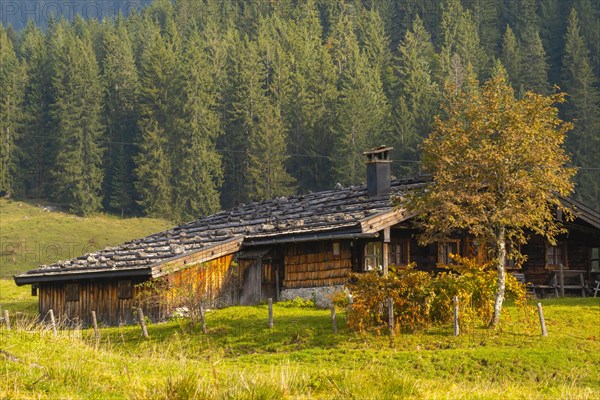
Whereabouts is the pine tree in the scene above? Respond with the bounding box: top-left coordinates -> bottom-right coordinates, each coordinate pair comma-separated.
48,21 -> 104,215
500,25 -> 521,91
172,32 -> 223,222
562,8 -> 600,209
0,25 -> 25,195
102,18 -> 139,215
519,26 -> 549,95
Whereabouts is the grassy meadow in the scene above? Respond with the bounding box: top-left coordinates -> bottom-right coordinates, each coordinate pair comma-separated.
0,199 -> 171,278
1,199 -> 599,399
1,281 -> 599,399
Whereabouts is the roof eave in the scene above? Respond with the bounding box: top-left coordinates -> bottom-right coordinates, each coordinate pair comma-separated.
13,267 -> 152,286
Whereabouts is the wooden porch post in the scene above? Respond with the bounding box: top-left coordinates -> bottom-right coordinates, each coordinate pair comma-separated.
383,227 -> 390,276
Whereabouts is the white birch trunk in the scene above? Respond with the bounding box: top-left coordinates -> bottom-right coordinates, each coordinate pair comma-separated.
490,226 -> 507,327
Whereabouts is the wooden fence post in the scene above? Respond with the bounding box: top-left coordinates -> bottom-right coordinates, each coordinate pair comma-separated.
268,298 -> 274,329
537,303 -> 548,337
200,304 -> 207,334
91,311 -> 100,340
275,269 -> 280,302
137,307 -> 149,338
559,264 -> 565,297
388,297 -> 394,337
331,304 -> 337,333
48,309 -> 58,337
453,296 -> 460,336
3,309 -> 10,330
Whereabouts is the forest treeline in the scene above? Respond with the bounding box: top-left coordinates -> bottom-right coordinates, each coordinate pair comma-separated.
0,0 -> 598,221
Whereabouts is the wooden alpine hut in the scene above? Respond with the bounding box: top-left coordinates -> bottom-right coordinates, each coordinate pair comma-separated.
14,147 -> 600,325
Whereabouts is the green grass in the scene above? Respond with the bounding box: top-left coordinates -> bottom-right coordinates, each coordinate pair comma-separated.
1,289 -> 598,399
0,199 -> 171,278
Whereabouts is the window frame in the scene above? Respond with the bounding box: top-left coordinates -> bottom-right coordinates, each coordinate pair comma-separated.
118,280 -> 133,300
389,239 -> 410,266
363,242 -> 382,271
545,243 -> 567,268
438,240 -> 461,265
65,283 -> 80,302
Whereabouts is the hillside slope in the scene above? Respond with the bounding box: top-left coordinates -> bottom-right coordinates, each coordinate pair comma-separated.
0,199 -> 171,278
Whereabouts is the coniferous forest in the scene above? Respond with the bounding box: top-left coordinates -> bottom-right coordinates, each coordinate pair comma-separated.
0,0 -> 598,221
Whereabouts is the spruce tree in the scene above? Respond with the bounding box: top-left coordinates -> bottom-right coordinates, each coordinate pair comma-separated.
500,25 -> 521,91
285,1 -> 337,192
48,22 -> 104,215
539,0 -> 567,85
562,9 -> 600,209
356,9 -> 394,97
172,32 -> 223,221
17,22 -> 51,198
0,25 -> 25,195
438,0 -> 486,80
392,16 -> 439,177
574,0 -> 600,77
519,26 -> 549,95
134,21 -> 178,218
219,28 -> 248,208
332,51 -> 391,186
102,18 -> 139,215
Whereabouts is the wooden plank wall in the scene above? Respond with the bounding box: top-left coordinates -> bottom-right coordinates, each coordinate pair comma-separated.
283,241 -> 351,288
39,279 -> 142,326
141,254 -> 238,320
38,254 -> 238,326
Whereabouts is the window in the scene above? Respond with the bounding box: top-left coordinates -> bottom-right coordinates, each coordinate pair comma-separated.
438,240 -> 460,265
332,242 -> 341,258
65,283 -> 79,302
545,244 -> 566,267
364,242 -> 382,271
591,248 -> 600,272
505,243 -> 521,268
389,240 -> 410,266
118,280 -> 132,299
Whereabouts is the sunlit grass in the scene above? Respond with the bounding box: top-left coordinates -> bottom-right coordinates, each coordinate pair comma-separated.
1,296 -> 598,399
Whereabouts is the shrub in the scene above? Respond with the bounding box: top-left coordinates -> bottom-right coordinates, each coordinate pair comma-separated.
347,258 -> 528,332
347,264 -> 433,333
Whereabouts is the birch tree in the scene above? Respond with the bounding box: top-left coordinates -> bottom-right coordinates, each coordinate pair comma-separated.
403,72 -> 576,327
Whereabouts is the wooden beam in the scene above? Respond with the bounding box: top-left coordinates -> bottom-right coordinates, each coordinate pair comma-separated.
151,236 -> 244,278
360,209 -> 411,233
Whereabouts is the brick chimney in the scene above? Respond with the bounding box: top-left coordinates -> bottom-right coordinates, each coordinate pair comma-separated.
364,146 -> 393,197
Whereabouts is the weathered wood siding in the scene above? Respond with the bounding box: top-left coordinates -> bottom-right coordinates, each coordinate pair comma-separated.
38,255 -> 239,326
283,241 -> 352,288
140,254 -> 238,321
38,279 -> 143,326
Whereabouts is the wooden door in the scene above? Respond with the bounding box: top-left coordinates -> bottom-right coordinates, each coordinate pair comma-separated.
240,258 -> 262,305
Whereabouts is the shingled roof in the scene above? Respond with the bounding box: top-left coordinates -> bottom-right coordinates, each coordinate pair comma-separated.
14,178 -> 428,284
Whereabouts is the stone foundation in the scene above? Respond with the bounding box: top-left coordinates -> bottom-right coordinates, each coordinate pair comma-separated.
279,285 -> 346,308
